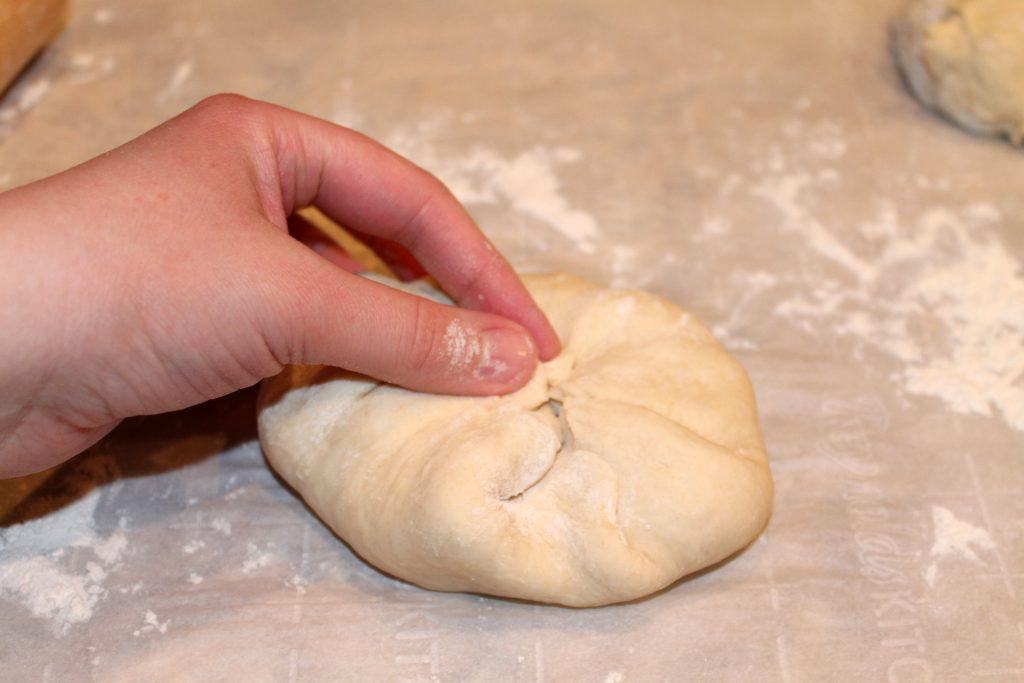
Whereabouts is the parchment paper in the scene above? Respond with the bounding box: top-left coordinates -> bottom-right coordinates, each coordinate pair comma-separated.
2,0 -> 1022,680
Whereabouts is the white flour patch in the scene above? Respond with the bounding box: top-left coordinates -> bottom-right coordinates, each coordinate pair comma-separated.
188,571 -> 204,585
387,120 -> 600,252
15,79 -> 52,112
473,331 -> 513,381
0,558 -> 99,635
0,78 -> 52,125
93,8 -> 114,24
924,505 -> 996,586
442,319 -> 481,371
241,542 -> 275,574
132,609 -> 169,637
753,172 -> 873,280
158,61 -> 194,101
68,52 -> 118,84
182,539 -> 205,555
773,202 -> 1024,431
210,518 -> 232,536
85,561 -> 106,583
70,53 -> 95,69
716,116 -> 1024,432
0,487 -> 127,635
1,488 -> 102,554
929,506 -> 995,561
93,531 -> 127,564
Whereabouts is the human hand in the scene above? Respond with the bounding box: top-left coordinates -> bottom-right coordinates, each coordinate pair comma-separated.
0,94 -> 560,478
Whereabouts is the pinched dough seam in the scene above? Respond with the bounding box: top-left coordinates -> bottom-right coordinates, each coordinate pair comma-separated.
555,380 -> 762,466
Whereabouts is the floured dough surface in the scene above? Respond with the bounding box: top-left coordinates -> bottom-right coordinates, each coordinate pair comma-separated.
258,273 -> 772,607
893,0 -> 1024,144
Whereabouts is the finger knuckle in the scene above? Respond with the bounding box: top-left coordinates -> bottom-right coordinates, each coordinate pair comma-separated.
190,92 -> 254,119
185,93 -> 267,144
404,298 -> 445,375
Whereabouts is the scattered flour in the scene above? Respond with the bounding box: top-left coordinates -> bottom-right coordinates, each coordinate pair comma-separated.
923,505 -> 996,586
285,574 -> 307,594
93,531 -> 127,564
0,487 -> 127,635
241,542 -> 275,574
15,79 -> 52,112
133,609 -> 169,637
753,171 -> 871,279
0,558 -> 99,636
68,52 -> 118,84
738,120 -> 1024,432
210,518 -> 232,536
158,61 -> 194,101
773,201 -> 1024,431
386,120 -> 600,253
188,571 -> 204,585
0,78 -> 52,124
182,539 -> 205,555
93,8 -> 114,24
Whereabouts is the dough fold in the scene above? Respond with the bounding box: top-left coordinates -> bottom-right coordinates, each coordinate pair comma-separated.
258,273 -> 773,606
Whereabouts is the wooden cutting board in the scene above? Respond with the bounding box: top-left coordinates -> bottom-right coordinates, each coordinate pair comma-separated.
0,0 -> 67,93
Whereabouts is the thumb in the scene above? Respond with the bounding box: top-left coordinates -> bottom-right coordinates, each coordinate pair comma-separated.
263,250 -> 540,396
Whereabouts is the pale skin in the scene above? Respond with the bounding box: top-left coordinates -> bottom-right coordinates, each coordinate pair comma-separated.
0,94 -> 561,479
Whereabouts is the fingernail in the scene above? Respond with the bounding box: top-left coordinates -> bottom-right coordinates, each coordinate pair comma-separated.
474,327 -> 537,383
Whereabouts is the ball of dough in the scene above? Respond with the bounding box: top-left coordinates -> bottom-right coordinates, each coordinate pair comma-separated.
258,273 -> 773,607
893,0 -> 1024,144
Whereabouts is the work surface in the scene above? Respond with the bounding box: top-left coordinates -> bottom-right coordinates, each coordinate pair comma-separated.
2,0 -> 1023,680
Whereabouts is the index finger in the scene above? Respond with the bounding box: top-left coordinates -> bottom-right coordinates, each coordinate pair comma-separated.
259,103 -> 561,360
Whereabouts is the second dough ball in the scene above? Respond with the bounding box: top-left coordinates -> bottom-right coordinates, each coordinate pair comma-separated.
893,0 -> 1024,144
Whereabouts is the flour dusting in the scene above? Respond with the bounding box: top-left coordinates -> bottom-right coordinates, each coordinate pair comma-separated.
132,609 -> 169,637
0,78 -> 52,126
924,505 -> 996,586
774,201 -> 1024,431
734,117 -> 1024,431
0,487 -> 127,635
929,505 -> 995,561
442,319 -> 481,371
0,558 -> 99,635
158,61 -> 194,101
210,517 -> 232,536
93,8 -> 114,24
241,542 -> 275,574
386,120 -> 600,252
753,171 -> 871,279
182,539 -> 205,555
16,79 -> 52,112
